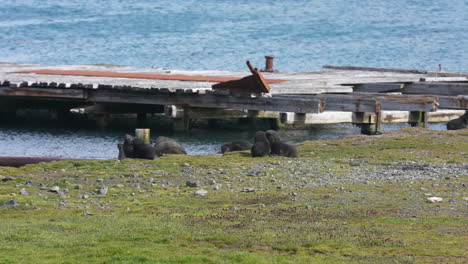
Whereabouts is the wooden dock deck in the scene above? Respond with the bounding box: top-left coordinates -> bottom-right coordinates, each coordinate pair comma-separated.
0,62 -> 466,133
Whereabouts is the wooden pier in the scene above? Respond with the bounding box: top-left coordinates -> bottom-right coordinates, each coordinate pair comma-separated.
0,62 -> 466,134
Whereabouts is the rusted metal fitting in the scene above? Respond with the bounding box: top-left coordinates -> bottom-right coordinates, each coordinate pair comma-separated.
262,56 -> 277,72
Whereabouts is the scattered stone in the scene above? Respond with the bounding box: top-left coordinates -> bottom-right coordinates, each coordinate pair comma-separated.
97,185 -> 108,195
463,197 -> 468,201
426,197 -> 443,203
57,191 -> 67,198
1,199 -> 19,208
131,199 -> 138,202
59,202 -> 67,207
229,206 -> 239,210
448,199 -> 456,204
195,189 -> 208,196
83,211 -> 94,216
49,186 -> 60,193
181,163 -> 190,167
19,188 -> 29,195
96,178 -> 104,182
74,185 -> 83,190
116,184 -> 124,188
130,193 -> 136,196
186,180 -> 199,188
112,194 -> 119,198
208,179 -> 216,185
1,177 -> 15,182
420,187 -> 429,192
259,204 -> 266,208
212,184 -> 222,190
241,187 -> 255,193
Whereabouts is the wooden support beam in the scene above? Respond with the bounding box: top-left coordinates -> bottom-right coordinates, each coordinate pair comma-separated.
402,82 -> 468,96
0,87 -> 85,99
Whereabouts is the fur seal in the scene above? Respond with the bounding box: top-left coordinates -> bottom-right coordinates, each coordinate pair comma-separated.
154,136 -> 187,156
447,111 -> 468,130
251,131 -> 271,157
265,130 -> 298,158
221,140 -> 253,153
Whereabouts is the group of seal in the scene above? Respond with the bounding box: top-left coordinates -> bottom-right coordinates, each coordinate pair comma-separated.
117,135 -> 186,160
447,111 -> 468,130
221,130 -> 297,158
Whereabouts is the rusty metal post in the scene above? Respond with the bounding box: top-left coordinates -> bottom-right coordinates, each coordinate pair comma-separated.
263,56 -> 275,72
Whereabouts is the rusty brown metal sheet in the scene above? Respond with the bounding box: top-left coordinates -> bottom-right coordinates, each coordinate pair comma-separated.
16,69 -> 286,84
212,61 -> 271,93
0,157 -> 92,167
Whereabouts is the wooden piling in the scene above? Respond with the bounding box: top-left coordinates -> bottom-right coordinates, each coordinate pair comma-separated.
135,128 -> 150,144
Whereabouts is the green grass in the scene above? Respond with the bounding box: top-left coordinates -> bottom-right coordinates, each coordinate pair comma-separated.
0,128 -> 467,263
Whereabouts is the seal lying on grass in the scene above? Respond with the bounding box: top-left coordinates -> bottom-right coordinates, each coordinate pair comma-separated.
117,135 -> 156,160
154,136 -> 187,156
251,131 -> 271,157
265,130 -> 298,158
220,140 -> 253,154
447,111 -> 468,130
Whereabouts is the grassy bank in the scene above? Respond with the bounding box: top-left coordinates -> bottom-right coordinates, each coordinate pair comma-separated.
0,128 -> 467,263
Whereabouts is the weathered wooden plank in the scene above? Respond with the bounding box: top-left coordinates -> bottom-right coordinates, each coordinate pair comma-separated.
353,83 -> 404,93
0,87 -> 85,99
402,82 -> 468,96
87,90 -> 323,113
270,85 -> 352,94
437,95 -> 468,109
323,65 -> 428,74
278,93 -> 438,112
420,77 -> 468,82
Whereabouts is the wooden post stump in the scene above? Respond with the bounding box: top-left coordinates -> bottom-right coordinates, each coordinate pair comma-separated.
135,128 -> 150,144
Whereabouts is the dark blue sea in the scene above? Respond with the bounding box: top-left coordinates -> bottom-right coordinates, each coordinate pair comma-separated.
0,0 -> 465,158
1,0 -> 467,72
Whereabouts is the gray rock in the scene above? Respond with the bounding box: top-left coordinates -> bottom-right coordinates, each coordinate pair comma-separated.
74,185 -> 83,190
49,186 -> 60,193
186,180 -> 199,188
229,206 -> 239,210
195,189 -> 208,196
208,179 -> 216,185
97,185 -> 108,195
448,199 -> 456,204
83,211 -> 94,216
19,188 -> 29,195
1,199 -> 19,208
1,177 -> 15,182
241,187 -> 255,193
426,197 -> 443,203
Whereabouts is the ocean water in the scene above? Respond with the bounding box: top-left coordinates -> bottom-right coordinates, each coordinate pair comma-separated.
0,0 -> 467,72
